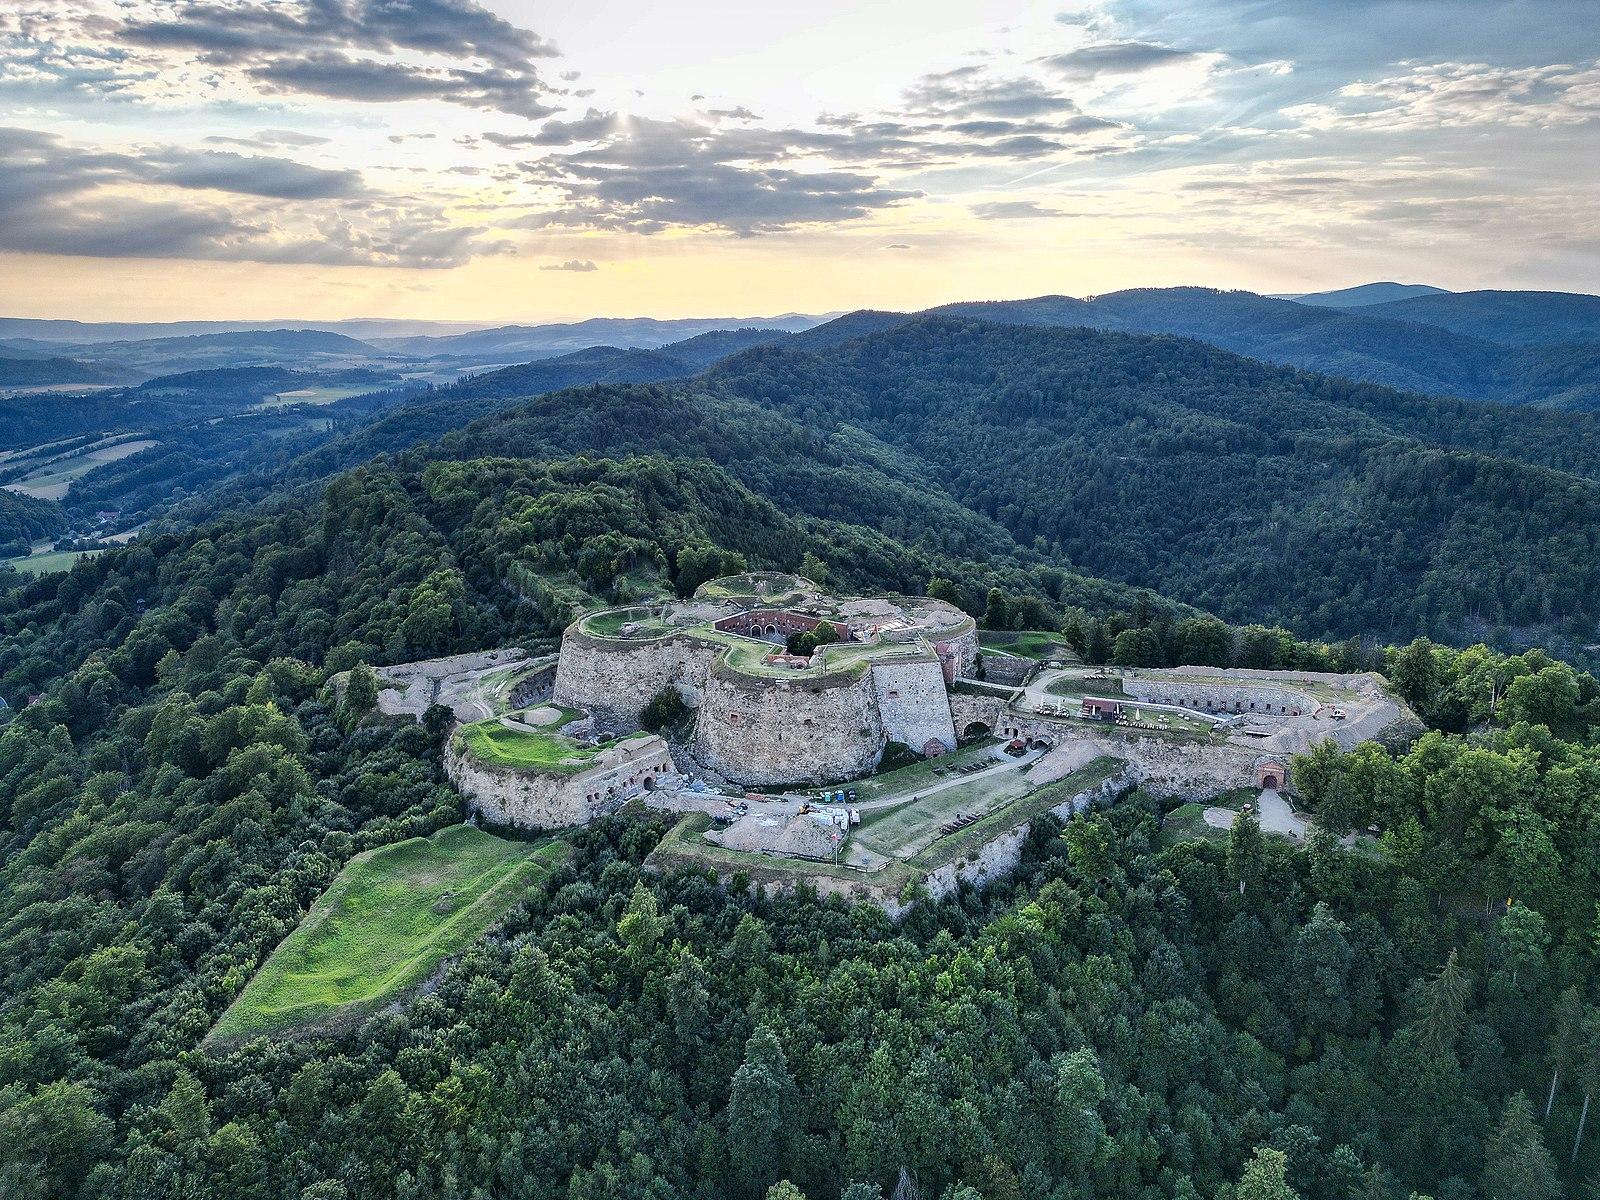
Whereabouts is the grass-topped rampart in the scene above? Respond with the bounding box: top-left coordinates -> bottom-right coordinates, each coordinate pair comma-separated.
209,827 -> 566,1043
457,718 -> 601,774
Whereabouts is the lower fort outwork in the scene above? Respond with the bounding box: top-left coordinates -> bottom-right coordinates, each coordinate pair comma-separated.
377,574 -> 1420,910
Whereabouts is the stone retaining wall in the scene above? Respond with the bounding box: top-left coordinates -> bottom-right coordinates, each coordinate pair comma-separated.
871,658 -> 958,752
447,733 -> 677,828
696,666 -> 884,786
1121,677 -> 1315,716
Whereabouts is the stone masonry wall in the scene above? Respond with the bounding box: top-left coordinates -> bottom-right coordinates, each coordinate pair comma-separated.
1122,678 -> 1315,716
993,710 -> 1260,799
949,692 -> 1005,737
553,630 -> 722,722
447,733 -> 677,829
696,667 -> 884,786
871,658 -> 958,751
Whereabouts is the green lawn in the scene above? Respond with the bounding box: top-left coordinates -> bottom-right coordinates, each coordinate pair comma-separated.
457,719 -> 604,773
849,741 -> 1005,803
2,548 -> 98,576
980,630 -> 1078,662
210,827 -> 564,1042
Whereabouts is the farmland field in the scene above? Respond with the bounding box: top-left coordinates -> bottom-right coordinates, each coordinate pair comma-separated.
210,826 -> 564,1042
2,548 -> 97,576
2,437 -> 157,500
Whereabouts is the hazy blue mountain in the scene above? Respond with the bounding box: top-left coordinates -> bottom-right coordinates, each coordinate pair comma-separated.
372,313 -> 830,361
0,356 -> 124,389
1362,289 -> 1600,347
1289,281 -> 1452,307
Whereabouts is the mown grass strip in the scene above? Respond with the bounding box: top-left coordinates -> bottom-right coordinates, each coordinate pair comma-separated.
210,826 -> 565,1042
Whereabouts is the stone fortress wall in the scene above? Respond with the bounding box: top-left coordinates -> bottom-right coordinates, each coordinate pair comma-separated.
1120,677 -> 1315,716
872,658 -> 959,752
551,586 -> 982,788
553,630 -> 724,722
696,665 -> 885,785
446,732 -> 678,828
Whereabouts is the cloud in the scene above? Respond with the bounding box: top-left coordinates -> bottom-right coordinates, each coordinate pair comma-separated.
970,199 -> 1065,219
246,53 -> 557,119
204,129 -> 332,149
0,125 -> 500,267
1041,41 -> 1204,81
540,258 -> 598,271
9,0 -> 562,118
147,147 -> 362,200
1285,60 -> 1600,132
500,114 -> 924,234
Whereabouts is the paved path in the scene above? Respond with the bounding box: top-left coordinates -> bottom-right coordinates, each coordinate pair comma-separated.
1256,788 -> 1307,838
1203,788 -> 1307,839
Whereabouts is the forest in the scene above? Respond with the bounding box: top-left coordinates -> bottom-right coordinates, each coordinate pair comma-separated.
2,414 -> 1600,1198
5,308 -> 1600,1200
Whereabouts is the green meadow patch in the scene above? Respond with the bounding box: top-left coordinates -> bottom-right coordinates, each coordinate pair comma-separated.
457,718 -> 601,773
210,826 -> 565,1042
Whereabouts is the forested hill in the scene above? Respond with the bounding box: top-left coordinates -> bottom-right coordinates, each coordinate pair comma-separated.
925,288 -> 1600,410
203,314 -> 1600,654
691,318 -> 1600,647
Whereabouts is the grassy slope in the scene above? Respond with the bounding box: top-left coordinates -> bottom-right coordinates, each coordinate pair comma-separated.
457,719 -> 601,773
210,826 -> 564,1042
979,630 -> 1077,661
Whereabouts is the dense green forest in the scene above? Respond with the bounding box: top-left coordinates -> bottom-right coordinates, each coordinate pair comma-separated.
267,317 -> 1600,652
931,289 -> 1600,411
2,425 -> 1600,1198
6,308 -> 1600,1199
0,490 -> 66,557
1,441 -> 1599,1198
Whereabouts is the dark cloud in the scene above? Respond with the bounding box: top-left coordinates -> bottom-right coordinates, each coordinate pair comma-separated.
484,108 -> 619,148
540,258 -> 598,272
148,148 -> 362,200
1041,41 -> 1204,80
106,0 -> 560,118
514,116 -> 919,235
907,70 -> 1087,119
248,53 -> 556,119
0,125 -> 496,267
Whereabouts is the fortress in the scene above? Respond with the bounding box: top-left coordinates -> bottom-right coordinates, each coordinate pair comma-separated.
552,573 -> 979,787
379,573 -> 1419,909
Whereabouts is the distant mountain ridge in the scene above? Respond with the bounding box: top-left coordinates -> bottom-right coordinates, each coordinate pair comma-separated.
1287,282 -> 1451,307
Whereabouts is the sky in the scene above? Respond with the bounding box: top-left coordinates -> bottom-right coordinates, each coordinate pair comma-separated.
1,0 -> 1596,322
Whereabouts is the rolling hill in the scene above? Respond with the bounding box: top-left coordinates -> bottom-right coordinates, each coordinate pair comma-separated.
1360,289 -> 1600,347
384,315 -> 1600,650
1290,281 -> 1451,307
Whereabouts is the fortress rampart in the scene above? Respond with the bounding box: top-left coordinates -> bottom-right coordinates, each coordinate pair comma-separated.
551,590 -> 980,787
696,665 -> 885,786
553,629 -> 723,721
872,658 -> 959,751
1121,677 -> 1315,716
447,732 -> 677,828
